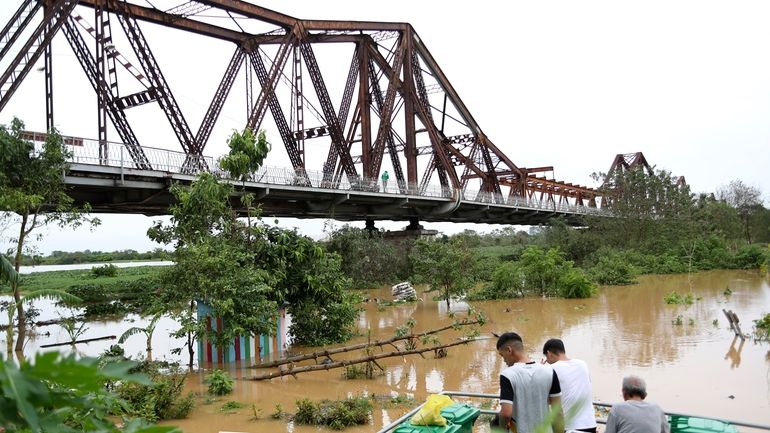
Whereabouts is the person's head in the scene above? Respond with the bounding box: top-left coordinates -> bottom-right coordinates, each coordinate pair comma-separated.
621,375 -> 648,400
496,332 -> 525,366
542,338 -> 566,364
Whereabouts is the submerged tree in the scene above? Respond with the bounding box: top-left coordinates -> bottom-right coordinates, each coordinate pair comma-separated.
149,173 -> 358,365
411,238 -> 476,309
0,118 -> 98,352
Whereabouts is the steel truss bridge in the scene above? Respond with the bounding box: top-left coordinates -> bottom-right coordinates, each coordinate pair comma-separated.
1,0 -> 606,225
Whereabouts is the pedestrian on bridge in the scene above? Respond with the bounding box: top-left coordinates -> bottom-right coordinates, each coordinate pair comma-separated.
381,170 -> 390,192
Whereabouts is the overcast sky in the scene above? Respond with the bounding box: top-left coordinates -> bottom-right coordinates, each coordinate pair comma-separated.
1,0 -> 769,255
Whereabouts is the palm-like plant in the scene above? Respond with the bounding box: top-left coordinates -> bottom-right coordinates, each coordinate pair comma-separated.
119,312 -> 162,360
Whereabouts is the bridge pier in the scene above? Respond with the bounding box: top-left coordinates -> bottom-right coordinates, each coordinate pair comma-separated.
365,218 -> 377,235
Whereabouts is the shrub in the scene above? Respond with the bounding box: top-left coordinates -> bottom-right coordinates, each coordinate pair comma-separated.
589,252 -> 637,285
91,263 -> 119,278
206,369 -> 234,395
220,401 -> 245,413
664,291 -> 694,305
66,283 -> 107,303
734,244 -> 766,269
558,269 -> 596,299
114,363 -> 194,421
755,313 -> 770,331
294,397 -> 372,430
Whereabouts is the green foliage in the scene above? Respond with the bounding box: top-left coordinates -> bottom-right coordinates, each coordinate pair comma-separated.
119,313 -> 162,355
673,315 -> 684,326
218,128 -> 270,181
717,179 -> 763,244
206,369 -> 234,395
150,172 -> 359,356
558,269 -> 596,299
288,292 -> 361,346
17,248 -> 170,266
0,351 -> 180,433
468,246 -> 595,300
1,118 -> 100,351
755,313 -> 770,331
271,404 -> 284,419
342,364 -> 371,380
219,401 -> 246,413
114,361 -> 194,422
91,263 -> 119,278
1,254 -> 18,287
588,251 -> 638,285
664,291 -> 695,305
411,239 -> 476,307
734,244 -> 767,269
324,225 -> 409,288
294,397 -> 372,430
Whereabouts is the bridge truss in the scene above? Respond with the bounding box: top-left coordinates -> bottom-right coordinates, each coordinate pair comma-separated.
0,0 -> 598,209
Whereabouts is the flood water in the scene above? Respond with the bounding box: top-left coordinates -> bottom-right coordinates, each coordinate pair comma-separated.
2,269 -> 769,432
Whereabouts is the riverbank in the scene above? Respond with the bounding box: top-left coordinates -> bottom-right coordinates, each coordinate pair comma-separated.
1,264 -> 167,293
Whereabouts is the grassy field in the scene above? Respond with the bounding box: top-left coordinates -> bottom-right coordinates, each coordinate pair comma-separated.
1,265 -> 166,293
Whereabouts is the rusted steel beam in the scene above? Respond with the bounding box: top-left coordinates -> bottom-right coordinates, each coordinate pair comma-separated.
77,0 -> 248,43
195,47 -> 244,152
301,20 -> 408,32
367,42 -> 462,189
300,41 -> 358,181
193,0 -> 298,29
0,0 -> 77,113
61,17 -> 151,168
247,32 -> 294,132
358,47 -> 372,175
249,50 -> 305,172
368,37 -> 405,179
461,166 -> 554,180
323,46 -> 359,183
366,54 -> 406,190
111,0 -> 199,164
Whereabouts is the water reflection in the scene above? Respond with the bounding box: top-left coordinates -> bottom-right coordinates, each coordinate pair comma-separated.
2,269 -> 769,431
725,336 -> 745,369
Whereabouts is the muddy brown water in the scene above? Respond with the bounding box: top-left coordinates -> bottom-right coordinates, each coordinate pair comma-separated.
3,269 -> 770,432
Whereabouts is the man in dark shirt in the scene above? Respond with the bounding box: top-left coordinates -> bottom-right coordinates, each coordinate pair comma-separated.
497,332 -> 564,433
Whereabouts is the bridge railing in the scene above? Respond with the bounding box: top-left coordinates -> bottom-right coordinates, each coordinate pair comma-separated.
26,132 -> 604,216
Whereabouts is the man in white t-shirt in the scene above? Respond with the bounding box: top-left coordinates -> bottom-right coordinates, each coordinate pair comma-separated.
543,338 -> 598,433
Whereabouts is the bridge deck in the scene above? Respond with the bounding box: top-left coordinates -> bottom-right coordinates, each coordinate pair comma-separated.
65,162 -> 603,225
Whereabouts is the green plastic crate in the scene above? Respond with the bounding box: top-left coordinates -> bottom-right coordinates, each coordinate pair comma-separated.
440,404 -> 481,433
394,421 -> 463,433
670,416 -> 738,433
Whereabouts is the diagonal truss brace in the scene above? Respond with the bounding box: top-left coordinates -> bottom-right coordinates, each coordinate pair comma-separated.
61,17 -> 151,169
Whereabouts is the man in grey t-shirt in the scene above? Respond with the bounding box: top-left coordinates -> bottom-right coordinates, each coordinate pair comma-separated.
497,332 -> 564,433
605,376 -> 670,433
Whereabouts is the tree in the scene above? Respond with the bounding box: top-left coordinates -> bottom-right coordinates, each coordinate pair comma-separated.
149,172 -> 359,362
218,128 -> 270,182
148,173 -> 278,366
0,118 -> 98,352
718,180 -> 763,244
591,166 -> 694,251
411,238 -> 476,309
324,225 -> 409,288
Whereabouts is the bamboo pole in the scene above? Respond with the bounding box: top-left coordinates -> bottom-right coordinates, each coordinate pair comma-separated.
40,335 -> 116,348
251,319 -> 482,369
248,339 -> 475,381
